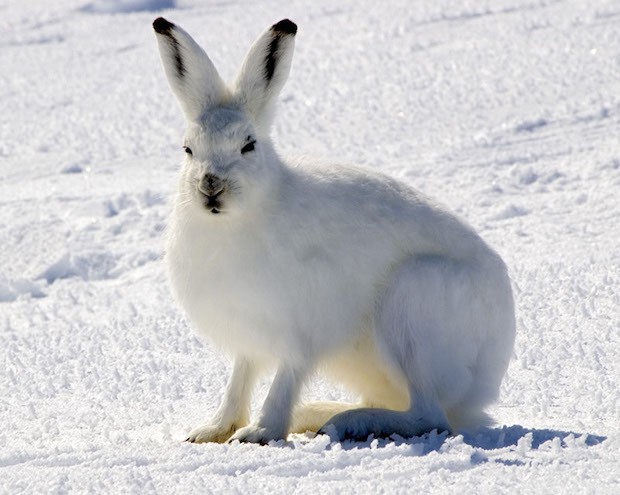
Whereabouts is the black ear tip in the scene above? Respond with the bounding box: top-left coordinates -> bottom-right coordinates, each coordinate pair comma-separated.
153,17 -> 175,34
272,19 -> 297,35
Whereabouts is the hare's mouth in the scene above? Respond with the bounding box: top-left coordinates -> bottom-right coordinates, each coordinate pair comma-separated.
199,190 -> 224,214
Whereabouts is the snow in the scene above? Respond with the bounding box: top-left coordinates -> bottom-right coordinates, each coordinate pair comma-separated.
82,0 -> 176,15
1,0 -> 619,492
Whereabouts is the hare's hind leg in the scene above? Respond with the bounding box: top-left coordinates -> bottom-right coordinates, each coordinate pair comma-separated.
317,380 -> 451,441
320,255 -> 497,441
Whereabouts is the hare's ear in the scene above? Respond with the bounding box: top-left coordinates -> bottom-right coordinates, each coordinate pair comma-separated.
153,17 -> 227,121
233,19 -> 297,135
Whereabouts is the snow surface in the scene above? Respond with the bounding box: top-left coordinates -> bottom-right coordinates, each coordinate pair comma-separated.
1,0 -> 619,492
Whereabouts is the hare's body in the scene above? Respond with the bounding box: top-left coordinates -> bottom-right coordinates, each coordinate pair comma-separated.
154,17 -> 515,444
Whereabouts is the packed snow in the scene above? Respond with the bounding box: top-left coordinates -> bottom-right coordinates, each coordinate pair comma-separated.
1,0 -> 619,492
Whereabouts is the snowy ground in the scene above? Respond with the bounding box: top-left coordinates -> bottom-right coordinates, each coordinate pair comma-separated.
1,0 -> 619,492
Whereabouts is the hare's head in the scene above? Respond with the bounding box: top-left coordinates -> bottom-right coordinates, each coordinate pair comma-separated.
153,17 -> 296,217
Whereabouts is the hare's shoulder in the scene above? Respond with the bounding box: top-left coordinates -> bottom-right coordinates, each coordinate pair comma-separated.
286,154 -> 424,196
282,154 -> 441,218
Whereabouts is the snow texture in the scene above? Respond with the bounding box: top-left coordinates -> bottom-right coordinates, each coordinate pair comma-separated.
1,0 -> 619,493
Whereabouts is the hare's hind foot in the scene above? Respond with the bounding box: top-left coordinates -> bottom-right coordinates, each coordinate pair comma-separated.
318,407 -> 451,442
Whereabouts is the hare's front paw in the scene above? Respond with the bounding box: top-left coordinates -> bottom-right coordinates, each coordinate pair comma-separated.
227,424 -> 285,445
185,423 -> 237,443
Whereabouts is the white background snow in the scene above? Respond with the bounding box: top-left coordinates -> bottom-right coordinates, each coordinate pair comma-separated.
1,0 -> 619,492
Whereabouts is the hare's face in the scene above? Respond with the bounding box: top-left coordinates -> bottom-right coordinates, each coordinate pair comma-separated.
182,107 -> 274,217
155,17 -> 296,216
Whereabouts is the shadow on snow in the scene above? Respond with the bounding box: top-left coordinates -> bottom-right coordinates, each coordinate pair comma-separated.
310,424 -> 606,456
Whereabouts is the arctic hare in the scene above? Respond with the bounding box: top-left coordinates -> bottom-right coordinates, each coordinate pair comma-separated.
153,17 -> 515,444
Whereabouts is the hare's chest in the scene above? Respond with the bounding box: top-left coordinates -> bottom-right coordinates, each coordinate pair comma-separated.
165,217 -> 378,358
167,231 -> 292,344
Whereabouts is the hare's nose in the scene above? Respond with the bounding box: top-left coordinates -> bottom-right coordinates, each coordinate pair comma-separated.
199,174 -> 224,196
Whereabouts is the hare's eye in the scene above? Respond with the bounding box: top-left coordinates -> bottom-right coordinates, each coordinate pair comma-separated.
241,140 -> 256,154
183,146 -> 193,155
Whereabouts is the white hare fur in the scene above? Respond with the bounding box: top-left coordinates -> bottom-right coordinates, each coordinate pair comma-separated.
153,17 -> 516,444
